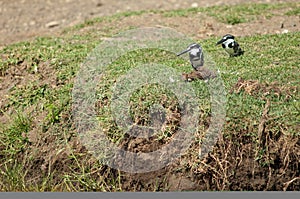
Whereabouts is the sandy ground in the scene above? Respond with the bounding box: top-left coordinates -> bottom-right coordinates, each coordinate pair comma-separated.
0,0 -> 297,45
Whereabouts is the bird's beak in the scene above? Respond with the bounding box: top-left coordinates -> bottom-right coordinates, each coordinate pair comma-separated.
176,49 -> 189,56
216,39 -> 225,45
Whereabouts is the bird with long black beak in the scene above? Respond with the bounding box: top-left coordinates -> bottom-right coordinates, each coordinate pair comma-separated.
177,43 -> 217,81
216,34 -> 244,57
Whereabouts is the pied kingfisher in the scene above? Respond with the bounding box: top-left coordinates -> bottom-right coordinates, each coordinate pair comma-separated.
177,43 -> 217,81
216,34 -> 244,57
177,43 -> 204,71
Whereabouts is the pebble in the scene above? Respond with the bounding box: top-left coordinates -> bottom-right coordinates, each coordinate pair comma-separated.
29,20 -> 36,26
191,3 -> 198,8
46,21 -> 60,28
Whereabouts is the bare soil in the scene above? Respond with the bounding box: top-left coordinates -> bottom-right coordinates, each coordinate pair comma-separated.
0,0 -> 299,191
0,0 -> 299,46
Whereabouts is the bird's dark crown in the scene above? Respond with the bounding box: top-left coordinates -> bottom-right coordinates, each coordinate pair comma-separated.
222,34 -> 235,41
177,43 -> 202,56
216,34 -> 236,45
187,43 -> 201,50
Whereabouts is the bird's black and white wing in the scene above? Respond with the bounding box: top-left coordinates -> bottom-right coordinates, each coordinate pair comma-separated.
189,47 -> 204,70
233,41 -> 244,56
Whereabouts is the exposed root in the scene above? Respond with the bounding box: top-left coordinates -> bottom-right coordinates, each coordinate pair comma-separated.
283,177 -> 300,191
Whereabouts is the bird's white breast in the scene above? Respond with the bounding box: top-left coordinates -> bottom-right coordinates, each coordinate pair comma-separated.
190,48 -> 200,56
223,38 -> 235,54
223,38 -> 235,48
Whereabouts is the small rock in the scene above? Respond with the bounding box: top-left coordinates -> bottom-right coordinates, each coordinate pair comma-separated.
29,20 -> 36,26
282,29 -> 289,34
46,21 -> 60,28
191,3 -> 198,8
96,2 -> 103,7
168,175 -> 197,191
174,4 -> 180,8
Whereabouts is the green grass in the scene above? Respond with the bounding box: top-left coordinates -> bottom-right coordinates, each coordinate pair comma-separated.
162,2 -> 298,24
205,32 -> 299,136
285,4 -> 300,16
203,3 -> 291,24
59,1 -> 300,34
0,2 -> 299,191
0,112 -> 31,156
